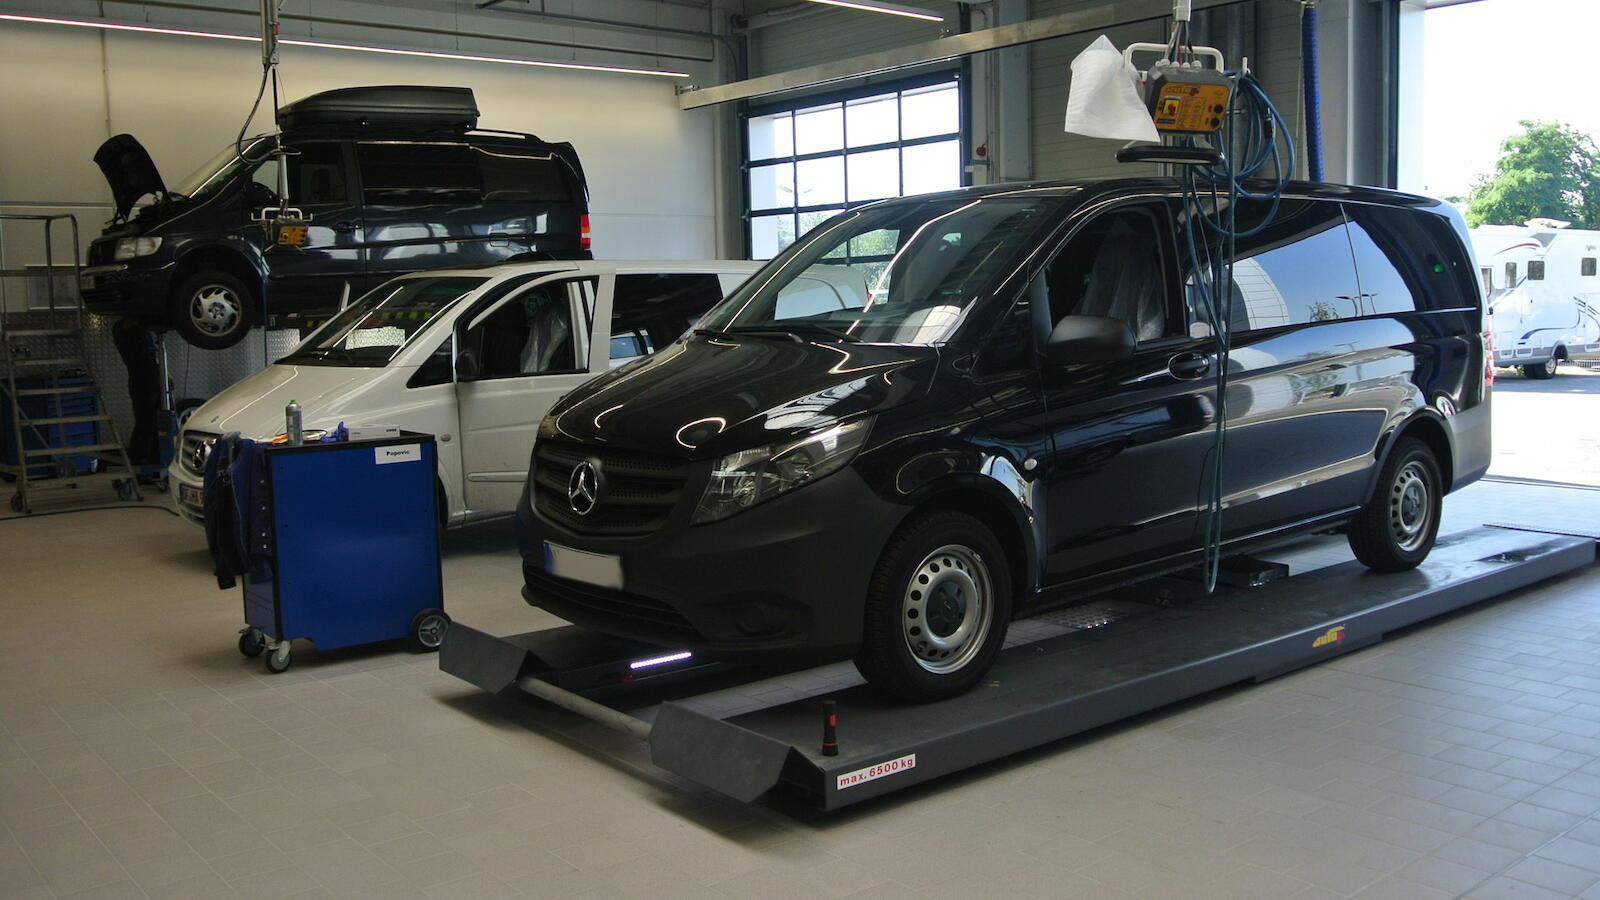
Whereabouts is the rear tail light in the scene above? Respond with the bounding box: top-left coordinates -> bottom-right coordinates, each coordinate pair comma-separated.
580,214 -> 591,252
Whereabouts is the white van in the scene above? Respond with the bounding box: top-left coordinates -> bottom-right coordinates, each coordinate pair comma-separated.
170,259 -> 762,527
1471,221 -> 1600,378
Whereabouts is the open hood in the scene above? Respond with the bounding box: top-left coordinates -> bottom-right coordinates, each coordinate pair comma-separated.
93,134 -> 165,219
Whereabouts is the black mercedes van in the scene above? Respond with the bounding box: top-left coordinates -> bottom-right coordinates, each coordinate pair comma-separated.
81,86 -> 589,349
516,179 -> 1492,702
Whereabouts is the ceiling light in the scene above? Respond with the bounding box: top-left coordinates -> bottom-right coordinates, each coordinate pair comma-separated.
801,1 -> 946,23
0,13 -> 691,79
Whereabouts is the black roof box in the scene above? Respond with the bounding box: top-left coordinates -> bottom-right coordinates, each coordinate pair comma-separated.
277,86 -> 479,132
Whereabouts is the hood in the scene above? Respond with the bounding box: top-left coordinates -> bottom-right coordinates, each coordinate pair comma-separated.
93,134 -> 165,220
544,335 -> 937,459
187,364 -> 381,438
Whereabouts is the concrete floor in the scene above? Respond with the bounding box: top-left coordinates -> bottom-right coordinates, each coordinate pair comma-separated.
1486,365 -> 1600,488
2,480 -> 1599,899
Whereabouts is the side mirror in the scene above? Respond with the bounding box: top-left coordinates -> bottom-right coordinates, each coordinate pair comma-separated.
1045,315 -> 1136,366
455,348 -> 481,381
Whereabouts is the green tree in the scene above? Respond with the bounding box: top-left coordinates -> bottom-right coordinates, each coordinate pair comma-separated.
1466,120 -> 1600,227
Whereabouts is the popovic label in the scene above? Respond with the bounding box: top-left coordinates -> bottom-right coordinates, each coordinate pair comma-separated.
374,444 -> 422,465
836,754 -> 916,791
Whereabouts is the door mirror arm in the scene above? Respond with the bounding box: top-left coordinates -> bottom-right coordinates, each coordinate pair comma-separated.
1045,315 -> 1137,366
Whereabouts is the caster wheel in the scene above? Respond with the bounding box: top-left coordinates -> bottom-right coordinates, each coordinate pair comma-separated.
407,608 -> 451,652
8,494 -> 23,513
238,630 -> 265,658
264,644 -> 292,674
115,479 -> 135,501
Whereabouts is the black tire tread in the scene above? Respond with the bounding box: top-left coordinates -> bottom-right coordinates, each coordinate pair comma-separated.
1347,437 -> 1441,572
170,270 -> 255,351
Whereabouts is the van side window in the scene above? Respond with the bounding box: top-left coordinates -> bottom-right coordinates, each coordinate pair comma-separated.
1528,260 -> 1546,281
1043,207 -> 1174,342
1200,199 -> 1361,328
1343,218 -> 1417,315
609,274 -> 727,365
358,143 -> 482,205
293,143 -> 347,204
476,148 -> 575,204
407,338 -> 453,388
460,282 -> 582,379
1584,258 -> 1597,277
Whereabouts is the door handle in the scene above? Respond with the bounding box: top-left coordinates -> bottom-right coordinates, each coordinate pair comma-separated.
331,221 -> 360,234
1168,352 -> 1213,380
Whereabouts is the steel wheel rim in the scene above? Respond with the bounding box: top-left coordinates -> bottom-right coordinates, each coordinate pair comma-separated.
902,544 -> 993,674
190,285 -> 241,337
1389,460 -> 1433,552
417,614 -> 447,647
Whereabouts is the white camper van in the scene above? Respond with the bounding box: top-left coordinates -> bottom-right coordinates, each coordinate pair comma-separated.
170,259 -> 763,527
1470,220 -> 1600,378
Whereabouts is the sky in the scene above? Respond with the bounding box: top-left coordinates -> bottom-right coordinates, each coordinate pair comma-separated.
1420,0 -> 1600,199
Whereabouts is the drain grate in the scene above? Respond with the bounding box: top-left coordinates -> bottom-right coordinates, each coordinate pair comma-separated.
1036,605 -> 1129,631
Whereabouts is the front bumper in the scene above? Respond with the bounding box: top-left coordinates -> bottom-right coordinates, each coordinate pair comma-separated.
78,261 -> 173,318
517,464 -> 906,662
169,460 -> 205,526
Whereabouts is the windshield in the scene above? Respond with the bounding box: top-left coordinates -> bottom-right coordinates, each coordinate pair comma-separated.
170,138 -> 268,200
701,194 -> 1064,345
281,277 -> 487,367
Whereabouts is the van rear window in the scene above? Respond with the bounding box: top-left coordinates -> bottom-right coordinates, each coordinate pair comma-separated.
477,148 -> 576,204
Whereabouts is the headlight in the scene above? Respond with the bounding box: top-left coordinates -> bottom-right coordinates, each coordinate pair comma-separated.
113,237 -> 163,261
693,417 -> 872,524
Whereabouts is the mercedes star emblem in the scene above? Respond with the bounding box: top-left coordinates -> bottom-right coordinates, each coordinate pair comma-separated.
567,460 -> 600,516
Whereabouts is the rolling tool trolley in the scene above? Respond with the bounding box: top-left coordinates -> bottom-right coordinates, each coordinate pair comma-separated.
212,432 -> 449,673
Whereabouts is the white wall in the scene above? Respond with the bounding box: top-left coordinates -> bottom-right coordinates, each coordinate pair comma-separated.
0,19 -> 717,277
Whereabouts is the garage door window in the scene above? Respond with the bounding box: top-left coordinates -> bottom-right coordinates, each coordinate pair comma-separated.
746,77 -> 962,260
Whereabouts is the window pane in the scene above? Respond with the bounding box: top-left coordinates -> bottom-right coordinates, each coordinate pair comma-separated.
846,94 -> 899,147
796,156 -> 845,207
847,149 -> 900,203
901,141 -> 961,196
751,214 -> 795,260
1528,259 -> 1546,281
798,208 -> 843,241
1044,210 -> 1172,342
900,83 -> 959,139
1223,200 -> 1362,328
477,147 -> 574,204
357,143 -> 481,205
609,274 -> 726,363
1505,262 -> 1517,285
289,143 -> 347,204
465,283 -> 576,377
794,104 -> 844,155
747,112 -> 794,161
748,162 -> 795,212
1345,220 -> 1417,315
1584,258 -> 1597,277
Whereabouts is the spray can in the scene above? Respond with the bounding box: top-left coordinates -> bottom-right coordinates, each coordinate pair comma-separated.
285,400 -> 303,446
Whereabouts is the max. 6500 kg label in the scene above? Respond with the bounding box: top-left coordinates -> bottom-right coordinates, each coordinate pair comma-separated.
836,754 -> 916,791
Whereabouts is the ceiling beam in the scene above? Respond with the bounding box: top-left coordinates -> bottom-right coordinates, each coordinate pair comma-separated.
678,0 -> 1239,109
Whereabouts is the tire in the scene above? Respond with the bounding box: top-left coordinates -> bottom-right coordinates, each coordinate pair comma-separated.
264,644 -> 292,674
170,270 -> 255,350
1522,356 -> 1558,380
407,608 -> 451,652
238,630 -> 265,658
1347,437 -> 1443,572
854,511 -> 1012,703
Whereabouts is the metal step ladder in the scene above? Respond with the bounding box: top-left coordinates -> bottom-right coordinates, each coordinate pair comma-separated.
1,214 -> 141,515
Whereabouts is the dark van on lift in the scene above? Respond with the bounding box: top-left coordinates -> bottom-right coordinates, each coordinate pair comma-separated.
517,179 -> 1492,702
81,86 -> 589,349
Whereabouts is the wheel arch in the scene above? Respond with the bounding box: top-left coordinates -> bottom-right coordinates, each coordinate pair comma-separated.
1369,410 -> 1455,503
900,477 -> 1039,613
170,244 -> 264,308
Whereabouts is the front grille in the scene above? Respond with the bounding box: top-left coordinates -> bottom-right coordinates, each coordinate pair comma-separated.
532,439 -> 690,537
524,565 -> 697,635
180,431 -> 218,478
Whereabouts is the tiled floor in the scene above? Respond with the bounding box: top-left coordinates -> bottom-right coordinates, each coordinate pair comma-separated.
1,479 -> 1598,899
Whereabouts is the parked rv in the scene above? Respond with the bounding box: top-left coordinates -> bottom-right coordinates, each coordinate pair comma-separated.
169,259 -> 761,528
1470,221 -> 1600,379
81,86 -> 590,350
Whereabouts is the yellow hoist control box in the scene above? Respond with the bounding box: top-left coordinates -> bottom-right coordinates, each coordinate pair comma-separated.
1146,62 -> 1233,134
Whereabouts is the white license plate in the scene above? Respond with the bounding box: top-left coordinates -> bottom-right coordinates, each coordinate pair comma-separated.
544,542 -> 623,590
179,484 -> 202,507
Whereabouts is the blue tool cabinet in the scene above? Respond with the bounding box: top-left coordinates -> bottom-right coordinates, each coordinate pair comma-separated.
236,433 -> 449,673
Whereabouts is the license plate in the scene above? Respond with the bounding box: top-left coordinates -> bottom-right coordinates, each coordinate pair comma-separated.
544,542 -> 623,590
179,484 -> 202,507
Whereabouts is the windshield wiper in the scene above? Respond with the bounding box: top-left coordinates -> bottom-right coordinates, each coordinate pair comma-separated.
724,323 -> 861,343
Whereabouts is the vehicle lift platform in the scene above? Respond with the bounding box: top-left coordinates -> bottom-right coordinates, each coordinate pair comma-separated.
439,526 -> 1595,810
